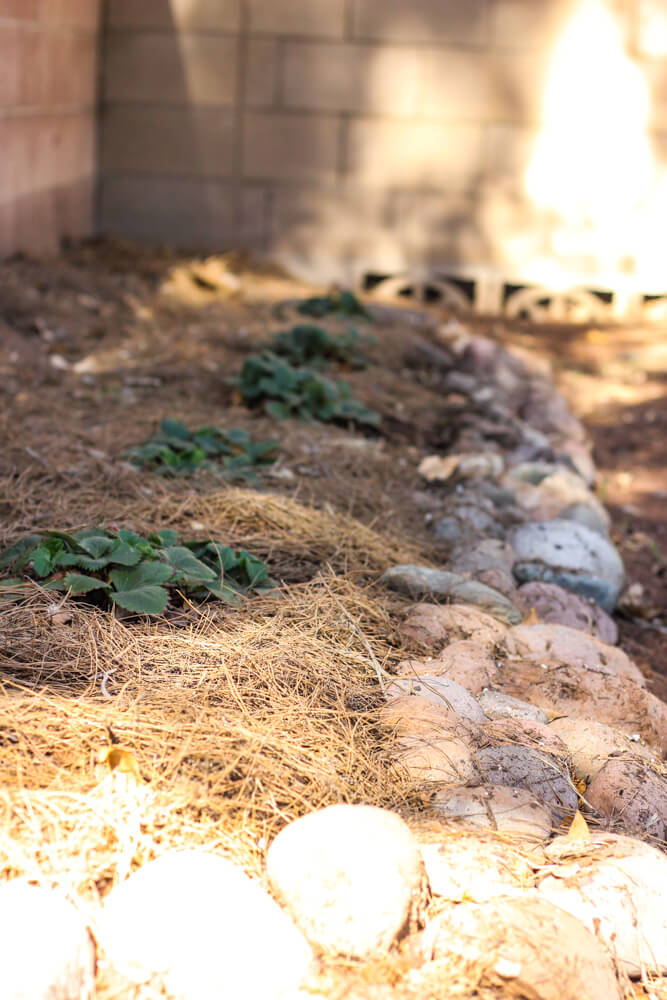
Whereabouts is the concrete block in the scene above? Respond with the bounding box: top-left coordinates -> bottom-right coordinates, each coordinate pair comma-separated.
417,49 -> 545,124
388,190 -> 487,266
0,1 -> 39,19
0,24 -> 20,106
484,124 -> 539,188
99,174 -> 266,249
345,118 -> 484,189
351,0 -> 490,45
104,32 -> 237,106
106,0 -> 239,31
491,0 -> 577,50
245,39 -> 278,107
282,41 -> 419,116
248,0 -> 346,38
102,105 -> 235,177
638,0 -> 667,56
243,112 -> 340,181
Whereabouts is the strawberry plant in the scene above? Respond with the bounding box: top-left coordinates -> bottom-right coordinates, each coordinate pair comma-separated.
0,527 -> 276,614
124,419 -> 278,480
266,324 -> 372,370
233,352 -> 380,426
296,290 -> 373,321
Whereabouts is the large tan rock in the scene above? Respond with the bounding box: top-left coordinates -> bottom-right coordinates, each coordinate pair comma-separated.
385,676 -> 487,724
586,757 -> 667,840
483,718 -> 570,760
515,581 -> 618,644
398,602 -> 507,650
423,896 -> 620,1000
498,659 -> 667,753
266,805 -> 425,958
540,832 -> 667,976
508,623 -> 645,686
379,694 -> 478,742
420,834 -> 533,902
395,639 -> 499,693
432,784 -> 553,841
393,734 -> 480,786
548,716 -> 658,783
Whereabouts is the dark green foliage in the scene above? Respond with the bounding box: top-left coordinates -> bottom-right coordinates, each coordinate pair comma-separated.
267,324 -> 372,370
124,419 -> 279,480
296,290 -> 374,321
0,527 -> 277,615
233,352 -> 380,427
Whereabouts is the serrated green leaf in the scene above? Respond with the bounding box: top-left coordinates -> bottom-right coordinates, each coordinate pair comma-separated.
0,535 -> 42,572
162,546 -> 216,583
159,418 -> 192,440
265,400 -> 292,420
32,544 -> 58,577
107,540 -> 143,566
110,585 -> 169,615
55,552 -> 113,571
78,534 -> 115,559
65,572 -> 112,595
110,562 -> 174,591
202,581 -> 243,605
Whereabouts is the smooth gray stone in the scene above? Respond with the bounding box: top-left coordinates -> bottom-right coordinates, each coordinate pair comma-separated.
476,745 -> 578,822
510,520 -> 624,613
448,539 -> 516,576
379,566 -> 522,625
557,502 -> 609,538
434,506 -> 504,540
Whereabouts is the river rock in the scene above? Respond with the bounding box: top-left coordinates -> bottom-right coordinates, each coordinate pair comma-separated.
510,519 -> 624,612
266,805 -> 425,957
557,501 -> 609,537
540,832 -> 667,976
476,567 -> 519,598
379,695 -> 479,742
478,689 -> 548,724
431,784 -> 553,840
385,675 -> 488,723
555,440 -> 597,485
380,566 -> 521,624
398,603 -> 508,649
548,717 -> 657,783
447,538 -> 516,576
497,659 -> 667,753
509,468 -> 610,528
508,623 -> 643,685
483,718 -> 569,759
476,744 -> 578,822
99,850 -> 314,999
420,835 -> 532,902
394,734 -> 480,785
423,897 -> 620,1000
520,384 -> 588,442
585,757 -> 667,840
0,882 -> 96,1000
396,640 -> 499,693
515,582 -> 618,644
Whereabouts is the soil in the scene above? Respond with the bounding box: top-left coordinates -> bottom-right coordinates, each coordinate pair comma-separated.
1,240 -> 664,687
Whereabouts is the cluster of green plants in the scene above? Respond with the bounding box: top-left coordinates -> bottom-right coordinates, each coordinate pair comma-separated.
266,323 -> 372,370
296,289 -> 374,321
124,419 -> 278,480
232,352 -> 380,426
0,527 -> 276,614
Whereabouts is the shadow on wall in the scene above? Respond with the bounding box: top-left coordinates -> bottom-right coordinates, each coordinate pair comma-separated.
273,0 -> 667,295
100,1 -> 224,247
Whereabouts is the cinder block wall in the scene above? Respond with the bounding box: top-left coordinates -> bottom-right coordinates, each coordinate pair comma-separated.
98,0 -> 667,291
0,0 -> 100,255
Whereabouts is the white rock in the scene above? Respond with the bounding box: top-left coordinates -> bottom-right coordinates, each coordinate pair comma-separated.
385,675 -> 487,723
0,882 -> 95,1000
540,833 -> 667,976
420,835 -> 532,902
99,849 -> 314,999
478,688 -> 548,724
423,896 -> 620,1000
432,784 -> 553,841
266,805 -> 424,958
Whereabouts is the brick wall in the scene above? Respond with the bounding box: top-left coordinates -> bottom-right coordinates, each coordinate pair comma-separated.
0,0 -> 100,255
99,0 -> 667,290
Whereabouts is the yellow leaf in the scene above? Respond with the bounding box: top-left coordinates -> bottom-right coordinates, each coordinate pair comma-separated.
567,809 -> 591,843
99,746 -> 143,782
521,607 -> 540,626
